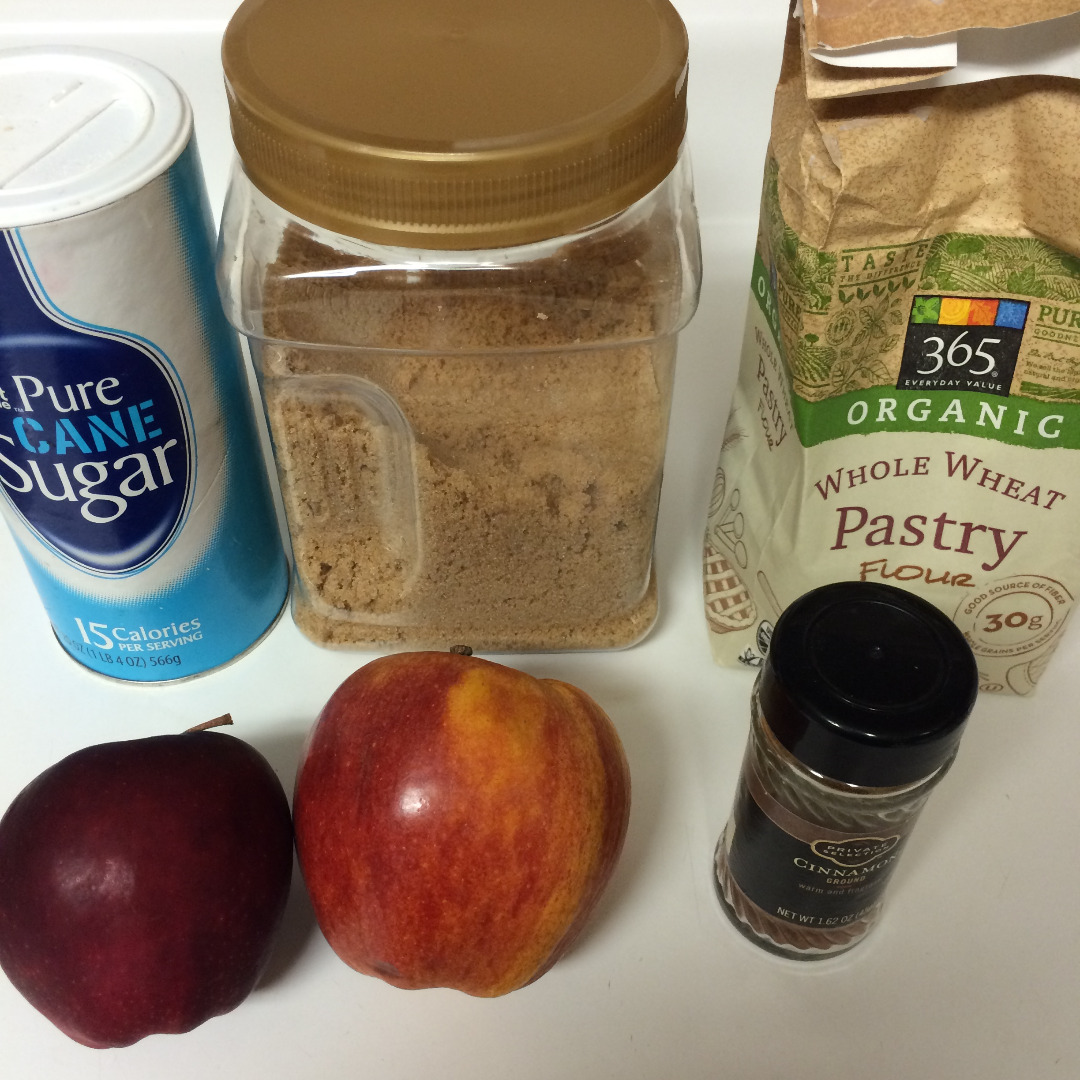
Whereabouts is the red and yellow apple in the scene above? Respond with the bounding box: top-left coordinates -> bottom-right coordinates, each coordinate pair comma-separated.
293,651 -> 631,996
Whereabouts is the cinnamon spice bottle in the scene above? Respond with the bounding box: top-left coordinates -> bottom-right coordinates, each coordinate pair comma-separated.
714,581 -> 978,959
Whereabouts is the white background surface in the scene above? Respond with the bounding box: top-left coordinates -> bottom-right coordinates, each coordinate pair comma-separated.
2,2 -> 1079,1077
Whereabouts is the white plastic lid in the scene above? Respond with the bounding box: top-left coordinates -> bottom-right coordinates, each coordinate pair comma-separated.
0,46 -> 191,229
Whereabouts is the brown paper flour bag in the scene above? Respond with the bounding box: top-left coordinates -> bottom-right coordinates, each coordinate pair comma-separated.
704,8 -> 1080,693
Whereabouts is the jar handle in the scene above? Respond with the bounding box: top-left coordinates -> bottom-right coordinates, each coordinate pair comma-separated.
262,370 -> 420,621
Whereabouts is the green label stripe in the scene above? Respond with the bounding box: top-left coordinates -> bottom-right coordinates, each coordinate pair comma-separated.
750,249 -> 783,344
792,386 -> 1080,450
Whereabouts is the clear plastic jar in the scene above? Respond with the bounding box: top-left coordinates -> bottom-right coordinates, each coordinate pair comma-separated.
714,582 -> 979,959
217,0 -> 700,651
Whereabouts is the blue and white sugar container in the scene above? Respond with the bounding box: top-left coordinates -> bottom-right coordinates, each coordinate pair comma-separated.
0,47 -> 288,681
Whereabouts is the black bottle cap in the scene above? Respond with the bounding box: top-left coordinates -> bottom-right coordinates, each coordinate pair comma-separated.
758,581 -> 979,788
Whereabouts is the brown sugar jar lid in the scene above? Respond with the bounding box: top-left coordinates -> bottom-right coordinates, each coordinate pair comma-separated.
221,0 -> 689,249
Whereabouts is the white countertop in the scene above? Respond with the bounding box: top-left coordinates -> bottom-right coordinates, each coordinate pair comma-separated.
2,3 -> 1079,1077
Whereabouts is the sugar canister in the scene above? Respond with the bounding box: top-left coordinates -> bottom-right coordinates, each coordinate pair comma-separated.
0,47 -> 287,681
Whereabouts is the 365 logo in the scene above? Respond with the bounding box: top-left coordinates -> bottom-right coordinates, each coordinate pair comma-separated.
897,295 -> 1028,397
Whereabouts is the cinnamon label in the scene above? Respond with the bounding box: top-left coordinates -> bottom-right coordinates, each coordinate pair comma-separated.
725,761 -> 908,930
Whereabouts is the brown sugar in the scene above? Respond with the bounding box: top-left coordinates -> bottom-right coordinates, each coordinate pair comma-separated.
257,214 -> 681,650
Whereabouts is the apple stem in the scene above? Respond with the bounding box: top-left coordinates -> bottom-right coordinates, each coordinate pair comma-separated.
185,714 -> 234,733
450,644 -> 473,655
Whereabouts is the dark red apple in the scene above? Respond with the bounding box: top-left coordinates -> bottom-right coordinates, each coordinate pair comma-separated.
294,651 -> 631,996
0,723 -> 293,1048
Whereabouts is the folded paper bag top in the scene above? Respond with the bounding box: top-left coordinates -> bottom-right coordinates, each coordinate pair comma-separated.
802,0 -> 1080,53
797,0 -> 1080,98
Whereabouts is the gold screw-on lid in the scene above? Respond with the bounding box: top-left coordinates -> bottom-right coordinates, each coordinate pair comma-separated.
222,0 -> 689,248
